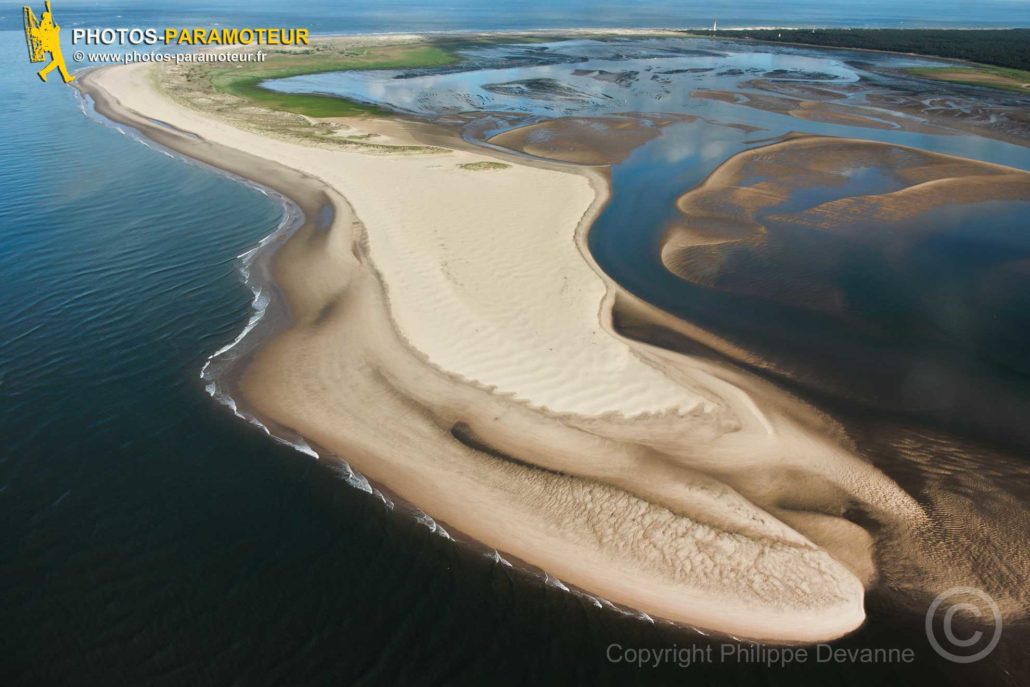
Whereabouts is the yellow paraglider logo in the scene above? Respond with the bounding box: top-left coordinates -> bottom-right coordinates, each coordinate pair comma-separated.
24,1 -> 74,83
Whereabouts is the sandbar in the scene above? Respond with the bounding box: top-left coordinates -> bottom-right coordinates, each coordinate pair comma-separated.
77,51 -> 937,642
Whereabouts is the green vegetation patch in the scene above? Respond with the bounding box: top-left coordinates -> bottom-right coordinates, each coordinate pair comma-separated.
905,65 -> 1030,93
695,29 -> 1030,72
208,43 -> 459,117
458,161 -> 511,171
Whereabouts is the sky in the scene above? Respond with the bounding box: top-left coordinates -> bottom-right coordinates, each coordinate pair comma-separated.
3,0 -> 1027,30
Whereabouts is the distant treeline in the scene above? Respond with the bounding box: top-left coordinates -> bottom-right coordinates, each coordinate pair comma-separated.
703,29 -> 1030,71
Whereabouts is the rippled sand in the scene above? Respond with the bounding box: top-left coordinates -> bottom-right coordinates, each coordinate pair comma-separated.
78,56 -> 951,642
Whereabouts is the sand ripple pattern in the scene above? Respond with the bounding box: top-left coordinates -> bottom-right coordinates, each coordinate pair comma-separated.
356,160 -> 705,417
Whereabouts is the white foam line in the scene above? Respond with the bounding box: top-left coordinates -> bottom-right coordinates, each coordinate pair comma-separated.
336,462 -> 373,494
544,573 -> 570,592
415,512 -> 437,530
373,489 -> 395,510
484,549 -> 514,567
80,87 -> 723,636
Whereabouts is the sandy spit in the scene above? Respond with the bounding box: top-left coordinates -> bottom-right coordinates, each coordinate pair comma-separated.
76,60 -> 932,641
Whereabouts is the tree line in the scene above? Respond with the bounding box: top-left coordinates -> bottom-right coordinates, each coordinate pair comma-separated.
703,29 -> 1030,71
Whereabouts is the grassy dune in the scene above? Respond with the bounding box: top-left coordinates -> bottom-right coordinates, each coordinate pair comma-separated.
905,65 -> 1030,93
207,44 -> 458,116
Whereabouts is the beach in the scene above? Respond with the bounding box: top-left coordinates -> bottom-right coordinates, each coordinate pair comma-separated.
75,55 -> 940,642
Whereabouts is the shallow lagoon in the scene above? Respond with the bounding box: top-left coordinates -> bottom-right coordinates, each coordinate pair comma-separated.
267,38 -> 1030,405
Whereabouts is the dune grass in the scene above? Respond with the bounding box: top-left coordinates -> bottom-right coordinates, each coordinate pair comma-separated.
208,44 -> 458,117
905,65 -> 1030,94
458,161 -> 510,171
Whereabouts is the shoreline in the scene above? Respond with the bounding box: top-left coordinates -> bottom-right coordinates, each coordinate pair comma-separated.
75,57 -> 937,642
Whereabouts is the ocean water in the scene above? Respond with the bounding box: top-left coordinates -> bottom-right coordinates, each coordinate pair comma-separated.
1,0 -> 1027,31
1,7 -> 1029,687
0,35 -> 935,684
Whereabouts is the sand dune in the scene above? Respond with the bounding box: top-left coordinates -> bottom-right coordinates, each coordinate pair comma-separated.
95,65 -> 703,418
79,60 -> 935,641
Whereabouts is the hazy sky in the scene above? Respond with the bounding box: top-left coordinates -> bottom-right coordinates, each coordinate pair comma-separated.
4,0 -> 1027,29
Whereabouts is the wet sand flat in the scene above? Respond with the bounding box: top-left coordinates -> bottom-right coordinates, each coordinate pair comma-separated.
662,134 -> 1030,310
488,114 -> 693,164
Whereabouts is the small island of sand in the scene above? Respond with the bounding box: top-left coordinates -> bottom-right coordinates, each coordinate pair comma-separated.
661,135 -> 1030,313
